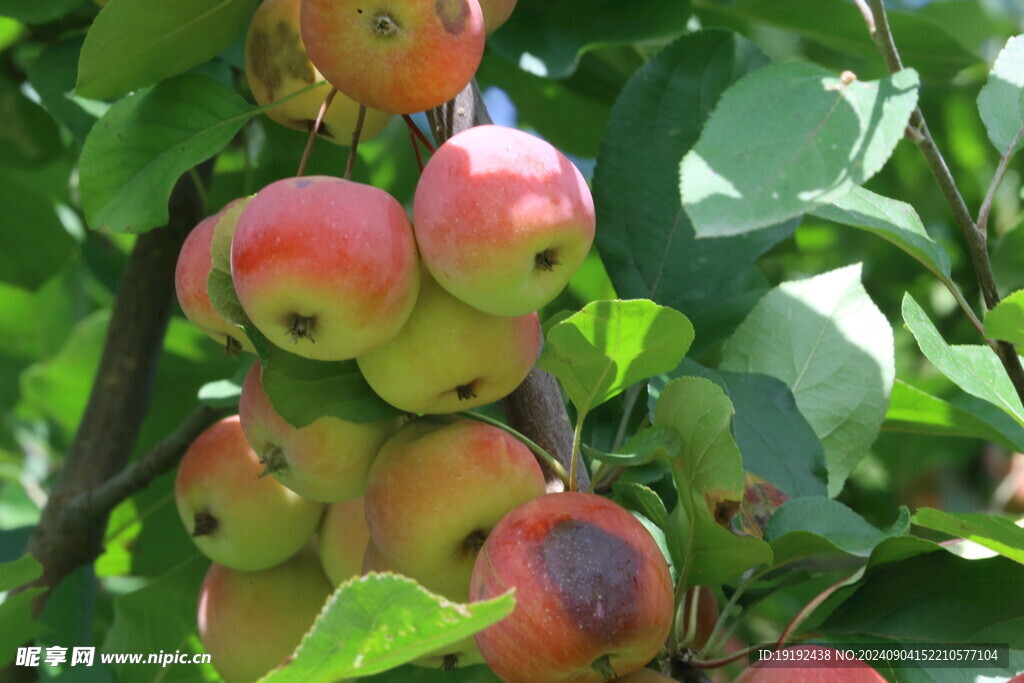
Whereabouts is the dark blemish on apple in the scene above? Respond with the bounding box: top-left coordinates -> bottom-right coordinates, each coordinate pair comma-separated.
435,0 -> 469,35
249,21 -> 316,98
541,520 -> 640,641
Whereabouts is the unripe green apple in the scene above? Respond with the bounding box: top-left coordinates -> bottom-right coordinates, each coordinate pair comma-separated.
364,417 -> 547,602
175,208 -> 253,354
174,416 -> 323,571
318,497 -> 371,586
413,125 -> 595,317
198,547 -> 333,683
356,272 -> 539,414
300,0 -> 485,114
479,0 -> 516,34
734,645 -> 887,682
471,492 -> 673,683
231,176 -> 420,360
239,361 -> 401,501
245,0 -> 393,142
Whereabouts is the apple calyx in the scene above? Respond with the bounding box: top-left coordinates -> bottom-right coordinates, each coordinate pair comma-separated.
461,529 -> 487,555
258,446 -> 287,478
456,383 -> 477,401
441,654 -> 459,671
192,510 -> 219,537
591,654 -> 617,681
224,336 -> 243,355
288,313 -> 316,343
535,248 -> 561,271
370,11 -> 401,37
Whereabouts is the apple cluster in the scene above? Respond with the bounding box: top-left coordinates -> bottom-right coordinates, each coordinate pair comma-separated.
168,1 -> 688,682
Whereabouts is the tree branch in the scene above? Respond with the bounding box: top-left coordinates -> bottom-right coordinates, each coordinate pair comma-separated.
862,0 -> 1024,407
427,82 -> 589,493
26,167 -> 210,613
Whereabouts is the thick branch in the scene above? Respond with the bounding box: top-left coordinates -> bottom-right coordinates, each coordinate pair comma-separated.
427,82 -> 589,492
27,169 -> 208,612
862,0 -> 1024,406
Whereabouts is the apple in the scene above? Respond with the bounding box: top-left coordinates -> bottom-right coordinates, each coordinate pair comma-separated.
245,0 -> 393,143
734,645 -> 886,682
174,415 -> 324,571
318,497 -> 371,586
198,546 -> 333,683
479,0 -> 516,34
413,124 -> 595,317
356,272 -> 540,413
364,417 -> 547,602
238,361 -> 401,502
231,175 -> 420,360
360,538 -> 393,575
300,0 -> 485,114
175,208 -> 253,354
470,492 -> 673,683
682,586 -> 719,652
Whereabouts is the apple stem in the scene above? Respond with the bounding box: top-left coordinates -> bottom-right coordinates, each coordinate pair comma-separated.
223,336 -> 242,356
344,105 -> 367,181
402,114 -> 436,154
297,87 -> 338,178
257,446 -> 287,478
458,411 -> 570,488
407,123 -> 426,172
590,655 -> 617,681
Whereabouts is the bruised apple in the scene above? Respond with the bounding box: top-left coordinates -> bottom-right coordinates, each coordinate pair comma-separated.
301,0 -> 485,114
231,176 -> 420,360
364,417 -> 546,601
239,362 -> 401,501
413,125 -> 595,317
471,492 -> 673,682
245,0 -> 392,141
174,416 -> 323,571
198,547 -> 332,682
356,272 -> 539,413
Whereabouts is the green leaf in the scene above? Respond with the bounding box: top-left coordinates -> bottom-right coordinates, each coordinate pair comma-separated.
0,76 -> 62,168
722,265 -> 895,496
0,0 -> 85,24
537,299 -> 693,414
652,360 -> 827,498
27,37 -> 105,144
0,554 -> 42,592
913,508 -> 1024,565
0,172 -> 78,291
810,186 -> 954,286
902,293 -> 1024,427
593,30 -> 795,351
79,75 -> 257,233
681,65 -> 919,236
693,0 -> 980,82
885,380 -> 1024,451
666,501 -> 773,587
102,557 -> 216,682
977,34 -> 1024,156
0,587 -> 47,668
820,553 -> 1024,662
246,325 -> 402,426
612,482 -> 669,529
488,0 -> 690,79
582,425 -> 681,467
765,497 -> 910,566
984,290 -> 1024,346
75,0 -> 261,99
261,573 -> 515,683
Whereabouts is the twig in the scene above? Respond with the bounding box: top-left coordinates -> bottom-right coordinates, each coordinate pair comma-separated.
407,122 -> 425,172
775,570 -> 859,648
297,87 -> 337,177
862,0 -> 1024,407
344,104 -> 367,181
978,127 -> 1024,235
65,405 -> 229,518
